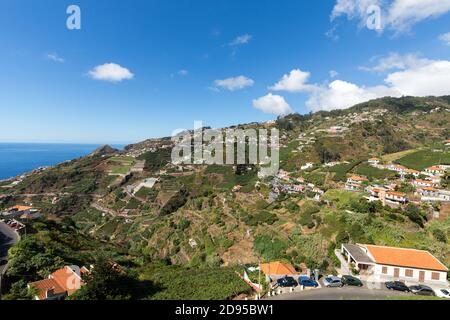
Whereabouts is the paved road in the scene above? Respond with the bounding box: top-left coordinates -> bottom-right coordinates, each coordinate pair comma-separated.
267,287 -> 412,300
0,221 -> 20,275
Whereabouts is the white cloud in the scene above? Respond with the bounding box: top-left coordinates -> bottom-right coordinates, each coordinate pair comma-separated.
331,0 -> 450,33
306,80 -> 400,112
387,0 -> 450,32
229,34 -> 252,46
214,76 -> 254,91
359,53 -> 431,73
252,93 -> 293,116
329,70 -> 339,78
88,63 -> 134,82
385,60 -> 450,96
269,69 -> 317,93
46,53 -> 65,63
178,69 -> 189,76
274,57 -> 450,112
439,32 -> 450,45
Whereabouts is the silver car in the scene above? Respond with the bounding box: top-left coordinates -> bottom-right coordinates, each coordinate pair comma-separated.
323,276 -> 343,287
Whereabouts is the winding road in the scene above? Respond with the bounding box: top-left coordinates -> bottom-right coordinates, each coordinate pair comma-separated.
0,221 -> 20,275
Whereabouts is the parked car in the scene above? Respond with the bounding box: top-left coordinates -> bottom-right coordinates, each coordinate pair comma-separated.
434,288 -> 450,299
277,276 -> 298,288
341,275 -> 363,287
323,276 -> 343,287
409,285 -> 435,296
385,281 -> 410,292
298,276 -> 319,288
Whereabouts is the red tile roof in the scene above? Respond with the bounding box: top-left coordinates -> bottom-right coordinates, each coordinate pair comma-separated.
29,266 -> 87,300
350,176 -> 368,181
364,245 -> 448,272
29,279 -> 65,300
386,191 -> 406,197
260,261 -> 298,276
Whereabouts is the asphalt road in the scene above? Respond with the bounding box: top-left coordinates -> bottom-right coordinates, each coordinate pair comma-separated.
267,286 -> 412,300
0,221 -> 20,275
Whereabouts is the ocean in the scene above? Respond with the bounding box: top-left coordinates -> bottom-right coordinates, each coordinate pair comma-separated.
0,143 -> 124,180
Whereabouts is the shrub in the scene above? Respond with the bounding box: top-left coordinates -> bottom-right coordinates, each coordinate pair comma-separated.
243,211 -> 278,226
404,204 -> 426,227
253,235 -> 288,261
432,229 -> 447,243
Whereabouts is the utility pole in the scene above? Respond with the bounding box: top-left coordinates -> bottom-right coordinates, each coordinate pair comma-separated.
258,257 -> 261,293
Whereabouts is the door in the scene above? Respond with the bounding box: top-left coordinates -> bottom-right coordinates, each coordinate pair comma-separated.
419,271 -> 425,282
394,268 -> 400,278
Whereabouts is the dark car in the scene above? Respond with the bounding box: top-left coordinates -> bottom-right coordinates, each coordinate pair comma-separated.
342,275 -> 363,287
298,276 -> 319,288
409,285 -> 435,296
385,281 -> 410,292
277,276 -> 298,288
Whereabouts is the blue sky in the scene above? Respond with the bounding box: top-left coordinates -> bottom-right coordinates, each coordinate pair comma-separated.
1,0 -> 449,144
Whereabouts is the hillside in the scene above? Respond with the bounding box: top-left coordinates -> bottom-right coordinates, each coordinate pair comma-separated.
1,95 -> 450,299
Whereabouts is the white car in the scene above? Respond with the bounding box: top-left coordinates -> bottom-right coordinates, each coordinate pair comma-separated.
435,288 -> 450,299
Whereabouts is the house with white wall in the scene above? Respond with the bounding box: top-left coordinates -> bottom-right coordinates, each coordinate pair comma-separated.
340,244 -> 449,287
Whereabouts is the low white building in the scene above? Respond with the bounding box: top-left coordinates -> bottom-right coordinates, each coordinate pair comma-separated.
423,166 -> 446,176
340,244 -> 449,287
345,176 -> 368,191
368,158 -> 381,166
385,191 -> 408,204
301,162 -> 314,170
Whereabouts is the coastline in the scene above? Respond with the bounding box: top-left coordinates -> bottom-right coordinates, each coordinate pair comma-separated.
0,143 -> 125,181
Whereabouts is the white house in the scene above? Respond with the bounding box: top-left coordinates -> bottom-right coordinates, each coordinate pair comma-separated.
385,191 -> 408,204
345,176 -> 368,191
340,244 -> 449,286
424,166 -> 446,176
413,179 -> 434,188
301,162 -> 314,170
368,158 -> 381,166
399,169 -> 420,178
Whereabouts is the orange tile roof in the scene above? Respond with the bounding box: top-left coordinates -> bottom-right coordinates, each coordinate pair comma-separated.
426,166 -> 445,171
260,261 -> 298,276
29,279 -> 65,300
386,191 -> 406,197
403,169 -> 419,173
10,205 -> 33,211
350,176 -> 368,181
51,266 -> 85,296
30,266 -> 87,299
364,245 -> 448,272
420,186 -> 438,191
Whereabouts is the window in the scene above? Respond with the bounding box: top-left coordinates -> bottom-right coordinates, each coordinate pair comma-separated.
405,269 -> 413,277
432,272 -> 440,281
382,266 -> 388,274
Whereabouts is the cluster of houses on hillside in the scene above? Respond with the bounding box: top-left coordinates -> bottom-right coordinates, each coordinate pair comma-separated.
345,156 -> 449,206
1,205 -> 42,221
264,170 -> 324,202
0,167 -> 49,190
